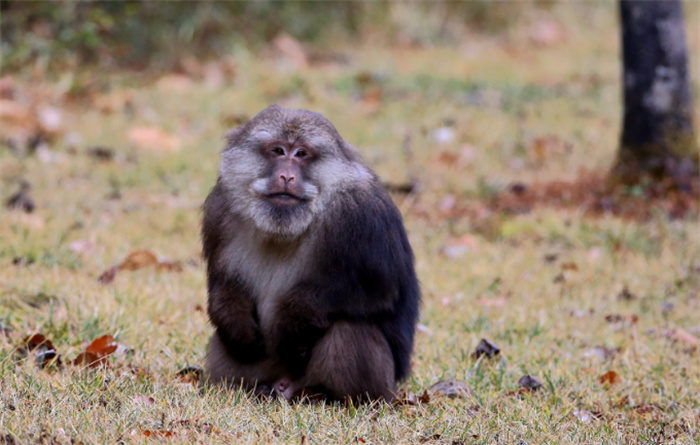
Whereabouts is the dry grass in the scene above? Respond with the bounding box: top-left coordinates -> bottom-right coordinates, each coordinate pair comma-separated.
2,4 -> 699,444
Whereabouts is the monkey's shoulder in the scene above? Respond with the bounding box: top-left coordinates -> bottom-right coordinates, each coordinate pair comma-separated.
321,183 -> 411,256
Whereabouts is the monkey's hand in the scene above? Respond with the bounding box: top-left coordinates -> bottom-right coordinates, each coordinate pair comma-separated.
208,274 -> 266,364
271,289 -> 328,378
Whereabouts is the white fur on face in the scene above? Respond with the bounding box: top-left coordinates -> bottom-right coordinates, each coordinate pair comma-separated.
218,127 -> 374,239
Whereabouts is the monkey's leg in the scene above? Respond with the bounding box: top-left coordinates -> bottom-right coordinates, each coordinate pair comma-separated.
205,331 -> 282,396
300,321 -> 396,402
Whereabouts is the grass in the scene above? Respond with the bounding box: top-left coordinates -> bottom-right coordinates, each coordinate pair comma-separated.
2,3 -> 699,444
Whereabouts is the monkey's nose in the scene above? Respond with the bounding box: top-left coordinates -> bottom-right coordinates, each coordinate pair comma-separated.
280,174 -> 295,184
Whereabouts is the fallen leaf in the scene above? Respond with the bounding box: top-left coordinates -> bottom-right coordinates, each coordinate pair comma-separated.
141,430 -> 174,438
119,250 -> 159,270
17,334 -> 62,368
599,370 -> 622,386
518,375 -> 543,392
127,126 -> 181,152
426,380 -> 475,399
86,334 -> 118,357
471,338 -> 500,359
561,261 -> 578,271
71,351 -> 105,368
97,266 -> 119,284
98,250 -> 182,284
437,151 -> 459,165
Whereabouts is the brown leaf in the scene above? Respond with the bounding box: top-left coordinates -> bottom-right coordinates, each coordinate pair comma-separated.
21,333 -> 54,351
71,351 -> 106,368
561,261 -> 578,271
99,250 -> 181,283
471,338 -> 500,360
97,266 -> 119,284
85,334 -> 118,357
157,261 -> 183,272
437,151 -> 459,165
17,334 -> 61,368
119,250 -> 159,270
141,430 -> 174,438
599,370 -> 622,386
127,126 -> 181,152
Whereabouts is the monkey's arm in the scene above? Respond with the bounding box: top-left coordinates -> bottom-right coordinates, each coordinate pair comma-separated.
272,186 -> 420,377
207,271 -> 266,363
203,181 -> 266,364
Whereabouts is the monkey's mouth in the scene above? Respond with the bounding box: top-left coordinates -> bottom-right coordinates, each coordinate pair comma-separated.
266,193 -> 306,206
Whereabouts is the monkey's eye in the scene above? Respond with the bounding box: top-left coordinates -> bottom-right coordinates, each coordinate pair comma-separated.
294,149 -> 307,158
272,147 -> 285,156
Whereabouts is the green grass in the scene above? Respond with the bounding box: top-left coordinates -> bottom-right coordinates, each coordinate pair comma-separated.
2,4 -> 699,444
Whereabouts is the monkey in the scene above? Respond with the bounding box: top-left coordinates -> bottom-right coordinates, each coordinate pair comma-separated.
202,105 -> 420,403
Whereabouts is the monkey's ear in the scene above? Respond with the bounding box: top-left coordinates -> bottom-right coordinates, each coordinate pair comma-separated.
224,126 -> 244,146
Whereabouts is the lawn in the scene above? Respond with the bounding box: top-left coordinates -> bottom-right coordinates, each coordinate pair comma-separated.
1,3 -> 699,444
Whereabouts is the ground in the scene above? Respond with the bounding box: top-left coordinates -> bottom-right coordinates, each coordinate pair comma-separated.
1,4 -> 699,444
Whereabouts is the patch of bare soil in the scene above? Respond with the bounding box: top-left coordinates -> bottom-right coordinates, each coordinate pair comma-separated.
487,171 -> 698,221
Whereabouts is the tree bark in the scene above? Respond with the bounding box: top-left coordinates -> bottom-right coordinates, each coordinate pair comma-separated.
612,0 -> 698,188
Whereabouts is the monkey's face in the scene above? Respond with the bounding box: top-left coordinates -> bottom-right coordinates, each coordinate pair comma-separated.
219,106 -> 372,239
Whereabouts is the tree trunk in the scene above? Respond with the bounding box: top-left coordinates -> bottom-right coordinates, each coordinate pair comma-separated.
612,0 -> 699,189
